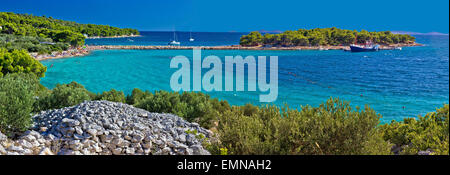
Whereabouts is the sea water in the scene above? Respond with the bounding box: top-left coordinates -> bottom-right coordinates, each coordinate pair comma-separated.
41,32 -> 449,122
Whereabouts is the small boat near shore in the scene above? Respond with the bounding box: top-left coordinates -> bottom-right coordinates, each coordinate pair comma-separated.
349,44 -> 379,52
349,35 -> 379,52
350,35 -> 380,52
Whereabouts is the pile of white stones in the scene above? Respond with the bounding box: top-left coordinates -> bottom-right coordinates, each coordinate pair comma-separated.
0,101 -> 212,155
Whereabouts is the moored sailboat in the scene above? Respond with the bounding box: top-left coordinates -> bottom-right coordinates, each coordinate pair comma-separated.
168,30 -> 180,46
189,31 -> 194,42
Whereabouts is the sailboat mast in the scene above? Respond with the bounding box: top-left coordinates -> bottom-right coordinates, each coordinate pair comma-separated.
173,30 -> 176,41
189,29 -> 194,41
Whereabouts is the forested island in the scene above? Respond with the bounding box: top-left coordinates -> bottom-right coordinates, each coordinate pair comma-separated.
239,27 -> 417,47
0,12 -> 139,53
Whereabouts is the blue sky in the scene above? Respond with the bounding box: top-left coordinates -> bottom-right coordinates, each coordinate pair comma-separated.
1,0 -> 448,33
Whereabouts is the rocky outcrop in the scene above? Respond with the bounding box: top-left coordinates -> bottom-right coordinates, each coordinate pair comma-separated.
0,101 -> 212,155
0,130 -> 52,155
391,144 -> 436,155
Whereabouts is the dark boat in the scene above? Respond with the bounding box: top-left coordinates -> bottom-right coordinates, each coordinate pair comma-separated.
348,34 -> 380,52
349,44 -> 379,52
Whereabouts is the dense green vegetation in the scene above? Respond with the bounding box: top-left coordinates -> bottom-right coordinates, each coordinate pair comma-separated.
209,102 -> 448,155
0,72 -> 448,154
381,105 -> 449,155
1,34 -> 70,54
129,89 -> 230,128
0,12 -> 139,39
240,27 -> 416,46
210,99 -> 392,155
0,12 -> 139,50
34,82 -> 95,112
34,83 -> 138,112
0,48 -> 46,78
95,89 -> 126,103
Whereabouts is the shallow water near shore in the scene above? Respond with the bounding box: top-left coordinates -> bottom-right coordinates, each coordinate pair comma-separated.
41,34 -> 449,123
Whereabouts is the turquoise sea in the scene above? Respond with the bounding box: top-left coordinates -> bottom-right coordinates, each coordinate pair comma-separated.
40,32 -> 449,122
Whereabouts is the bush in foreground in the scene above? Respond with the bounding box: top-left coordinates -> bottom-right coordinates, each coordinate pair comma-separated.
0,73 -> 39,136
210,98 -> 392,155
133,90 -> 230,128
95,89 -> 126,103
381,104 -> 449,155
34,81 -> 94,112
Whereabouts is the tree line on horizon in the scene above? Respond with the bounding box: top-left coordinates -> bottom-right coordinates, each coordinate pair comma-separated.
240,27 -> 416,47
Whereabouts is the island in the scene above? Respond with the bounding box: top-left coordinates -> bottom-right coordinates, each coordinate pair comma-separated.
239,28 -> 419,49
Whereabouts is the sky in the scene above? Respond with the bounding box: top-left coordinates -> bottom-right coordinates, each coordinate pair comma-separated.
1,0 -> 449,33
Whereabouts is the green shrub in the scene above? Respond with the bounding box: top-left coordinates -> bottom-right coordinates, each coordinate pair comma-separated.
96,89 -> 126,103
0,48 -> 47,78
381,104 -> 449,155
0,73 -> 39,136
126,88 -> 152,105
134,91 -> 230,128
212,98 -> 392,155
241,103 -> 259,116
33,87 -> 52,112
34,81 -> 93,111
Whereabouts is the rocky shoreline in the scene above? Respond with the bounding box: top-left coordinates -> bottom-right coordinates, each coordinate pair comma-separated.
0,101 -> 212,155
86,43 -> 422,51
31,48 -> 90,61
32,43 -> 423,61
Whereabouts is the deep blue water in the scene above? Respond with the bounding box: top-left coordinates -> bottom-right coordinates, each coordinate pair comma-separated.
41,32 -> 449,122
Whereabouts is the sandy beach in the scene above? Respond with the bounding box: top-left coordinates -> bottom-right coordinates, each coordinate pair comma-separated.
86,34 -> 142,39
31,48 -> 90,61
